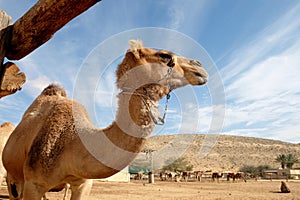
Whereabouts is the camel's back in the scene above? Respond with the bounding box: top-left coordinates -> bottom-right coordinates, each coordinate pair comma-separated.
3,84 -> 75,178
22,84 -> 67,119
27,98 -> 75,170
26,84 -> 92,172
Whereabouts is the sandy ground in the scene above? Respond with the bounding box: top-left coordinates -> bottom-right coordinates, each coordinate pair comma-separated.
1,179 -> 299,200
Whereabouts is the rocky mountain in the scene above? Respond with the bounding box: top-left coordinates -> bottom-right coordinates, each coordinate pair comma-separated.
132,134 -> 300,172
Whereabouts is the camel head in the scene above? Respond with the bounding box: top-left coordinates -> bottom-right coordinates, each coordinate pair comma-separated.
116,40 -> 208,100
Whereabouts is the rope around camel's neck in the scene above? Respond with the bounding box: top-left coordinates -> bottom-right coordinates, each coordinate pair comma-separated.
115,89 -> 158,138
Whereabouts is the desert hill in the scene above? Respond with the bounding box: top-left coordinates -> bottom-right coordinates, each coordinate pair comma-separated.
132,134 -> 300,172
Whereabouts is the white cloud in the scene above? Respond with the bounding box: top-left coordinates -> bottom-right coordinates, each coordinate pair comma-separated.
167,7 -> 185,30
15,57 -> 52,98
269,125 -> 300,142
226,43 -> 300,102
166,103 -> 225,135
220,3 -> 300,143
165,0 -> 212,33
24,75 -> 51,97
222,128 -> 268,138
179,104 -> 210,133
221,3 -> 300,83
224,39 -> 300,130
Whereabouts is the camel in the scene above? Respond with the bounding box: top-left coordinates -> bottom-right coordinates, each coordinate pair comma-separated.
234,172 -> 247,182
181,171 -> 192,182
194,171 -> 202,182
212,172 -> 223,182
226,172 -> 246,182
0,122 -> 14,185
160,171 -> 180,182
0,123 -> 68,200
2,40 -> 208,200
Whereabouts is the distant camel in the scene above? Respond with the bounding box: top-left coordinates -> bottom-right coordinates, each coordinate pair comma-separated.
227,172 -> 246,182
136,171 -> 143,180
182,171 -> 192,182
0,122 -> 14,185
195,171 -> 202,182
161,171 -> 179,181
234,172 -> 247,182
212,172 -> 223,182
166,172 -> 176,181
3,40 -> 208,199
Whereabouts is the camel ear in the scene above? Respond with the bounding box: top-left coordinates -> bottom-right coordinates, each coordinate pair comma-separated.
129,40 -> 143,59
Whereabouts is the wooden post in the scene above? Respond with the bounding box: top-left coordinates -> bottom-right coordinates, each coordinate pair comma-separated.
0,10 -> 26,98
148,171 -> 154,184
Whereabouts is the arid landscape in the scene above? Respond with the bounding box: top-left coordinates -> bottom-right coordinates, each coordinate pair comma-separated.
143,134 -> 300,171
1,0 -> 300,200
1,179 -> 299,200
1,134 -> 299,200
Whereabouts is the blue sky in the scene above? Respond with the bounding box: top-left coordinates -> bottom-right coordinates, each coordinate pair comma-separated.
1,0 -> 300,143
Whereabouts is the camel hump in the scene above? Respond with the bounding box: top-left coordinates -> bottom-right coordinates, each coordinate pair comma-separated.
41,83 -> 66,97
0,122 -> 14,128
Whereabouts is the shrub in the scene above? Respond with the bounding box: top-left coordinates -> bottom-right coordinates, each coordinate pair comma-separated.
162,157 -> 193,172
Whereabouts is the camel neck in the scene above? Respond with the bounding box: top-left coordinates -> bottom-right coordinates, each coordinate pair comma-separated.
75,90 -> 161,173
116,91 -> 158,137
102,91 -> 158,154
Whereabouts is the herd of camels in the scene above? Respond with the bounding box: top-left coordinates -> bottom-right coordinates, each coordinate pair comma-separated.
0,40 -> 208,199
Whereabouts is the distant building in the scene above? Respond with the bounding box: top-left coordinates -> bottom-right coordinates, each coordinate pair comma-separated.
263,168 -> 300,179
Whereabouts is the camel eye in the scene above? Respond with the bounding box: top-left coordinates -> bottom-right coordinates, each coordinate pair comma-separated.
158,53 -> 172,62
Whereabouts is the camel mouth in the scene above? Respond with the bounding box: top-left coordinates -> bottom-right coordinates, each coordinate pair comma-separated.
192,75 -> 208,86
176,57 -> 208,86
189,68 -> 209,86
199,76 -> 208,85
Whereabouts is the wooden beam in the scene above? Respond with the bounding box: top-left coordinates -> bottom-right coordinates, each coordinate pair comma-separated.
0,10 -> 26,98
0,62 -> 26,98
1,0 -> 101,97
0,10 -> 25,98
6,0 -> 101,60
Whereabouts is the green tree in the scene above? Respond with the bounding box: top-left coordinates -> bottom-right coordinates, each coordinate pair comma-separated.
162,157 -> 193,172
240,165 -> 258,178
286,154 -> 299,168
275,154 -> 299,169
240,165 -> 271,178
276,154 -> 287,169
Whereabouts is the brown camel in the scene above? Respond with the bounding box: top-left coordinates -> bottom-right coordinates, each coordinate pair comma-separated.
2,40 -> 208,200
0,122 -> 14,185
212,172 -> 223,182
227,172 -> 247,182
0,124 -> 68,200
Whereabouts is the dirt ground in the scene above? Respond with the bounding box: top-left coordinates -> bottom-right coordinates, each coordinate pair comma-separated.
1,179 -> 299,200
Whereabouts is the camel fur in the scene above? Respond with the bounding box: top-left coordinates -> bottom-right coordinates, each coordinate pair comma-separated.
0,122 -> 14,185
3,40 -> 208,199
